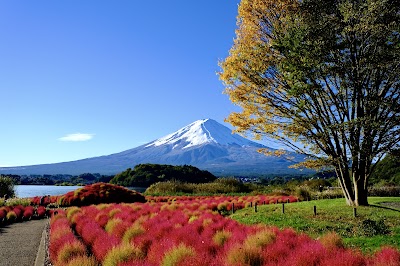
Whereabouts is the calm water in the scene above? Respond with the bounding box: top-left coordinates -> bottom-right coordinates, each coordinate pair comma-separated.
15,185 -> 147,198
15,185 -> 83,198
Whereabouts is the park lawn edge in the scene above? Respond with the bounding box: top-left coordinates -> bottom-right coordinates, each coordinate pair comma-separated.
230,197 -> 400,253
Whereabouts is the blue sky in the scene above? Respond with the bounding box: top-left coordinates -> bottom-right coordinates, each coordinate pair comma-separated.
0,1 -> 244,167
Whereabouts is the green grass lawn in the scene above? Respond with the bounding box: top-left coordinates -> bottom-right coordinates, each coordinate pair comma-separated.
230,197 -> 400,253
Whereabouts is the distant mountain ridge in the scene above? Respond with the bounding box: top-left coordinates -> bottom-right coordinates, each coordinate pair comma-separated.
0,119 -> 311,176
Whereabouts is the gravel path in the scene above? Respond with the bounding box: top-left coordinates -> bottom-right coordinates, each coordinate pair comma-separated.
0,219 -> 48,266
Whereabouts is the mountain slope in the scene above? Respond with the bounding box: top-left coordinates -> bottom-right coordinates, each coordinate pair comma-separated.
0,119 -> 310,176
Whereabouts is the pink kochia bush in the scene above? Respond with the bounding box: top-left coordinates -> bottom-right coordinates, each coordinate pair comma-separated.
49,198 -> 400,266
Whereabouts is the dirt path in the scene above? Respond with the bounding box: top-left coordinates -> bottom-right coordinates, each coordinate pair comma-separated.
0,219 -> 48,266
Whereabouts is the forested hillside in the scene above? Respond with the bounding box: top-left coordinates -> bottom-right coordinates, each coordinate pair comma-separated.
370,152 -> 400,186
110,164 -> 216,187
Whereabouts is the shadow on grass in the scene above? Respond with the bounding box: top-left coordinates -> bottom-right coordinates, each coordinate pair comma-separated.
369,203 -> 400,212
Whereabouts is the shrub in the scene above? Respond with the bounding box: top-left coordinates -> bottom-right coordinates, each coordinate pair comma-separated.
49,234 -> 77,263
56,240 -> 87,265
105,218 -> 123,235
103,244 -> 145,266
212,230 -> 232,246
92,233 -> 120,262
0,176 -> 15,198
295,186 -> 312,201
161,243 -> 196,266
6,211 -> 17,222
51,226 -> 74,243
0,207 -> 7,220
23,206 -> 34,220
302,179 -> 332,191
58,183 -> 146,207
66,207 -> 81,222
373,247 -> 400,266
12,205 -> 24,220
369,186 -> 400,197
63,256 -> 98,266
225,244 -> 263,266
358,219 -> 390,237
37,206 -> 47,218
145,177 -> 253,195
145,181 -> 194,195
122,223 -> 145,244
243,230 -> 276,249
5,198 -> 30,207
315,188 -> 344,199
319,232 -> 344,249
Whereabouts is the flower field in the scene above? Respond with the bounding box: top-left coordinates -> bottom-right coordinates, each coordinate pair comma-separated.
49,196 -> 400,266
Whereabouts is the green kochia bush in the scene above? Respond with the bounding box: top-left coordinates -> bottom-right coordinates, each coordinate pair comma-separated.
58,183 -> 146,207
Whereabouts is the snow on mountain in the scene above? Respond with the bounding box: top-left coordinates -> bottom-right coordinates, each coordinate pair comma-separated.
146,119 -> 258,149
0,118 -> 310,176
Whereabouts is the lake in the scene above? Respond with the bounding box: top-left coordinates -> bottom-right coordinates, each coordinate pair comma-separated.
15,185 -> 147,198
15,185 -> 83,198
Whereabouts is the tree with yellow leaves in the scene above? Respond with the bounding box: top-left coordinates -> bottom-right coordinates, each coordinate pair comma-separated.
220,0 -> 400,206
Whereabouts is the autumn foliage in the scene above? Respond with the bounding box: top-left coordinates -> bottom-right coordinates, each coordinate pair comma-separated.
219,0 -> 400,207
49,197 -> 400,265
56,183 -> 146,207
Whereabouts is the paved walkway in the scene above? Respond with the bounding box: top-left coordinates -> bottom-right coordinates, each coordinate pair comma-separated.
0,219 -> 48,266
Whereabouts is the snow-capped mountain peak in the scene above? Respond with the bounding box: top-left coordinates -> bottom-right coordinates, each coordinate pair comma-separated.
145,119 -> 258,149
0,118 -> 310,176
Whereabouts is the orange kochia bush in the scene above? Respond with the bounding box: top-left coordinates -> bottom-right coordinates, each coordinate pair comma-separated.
49,199 -> 400,266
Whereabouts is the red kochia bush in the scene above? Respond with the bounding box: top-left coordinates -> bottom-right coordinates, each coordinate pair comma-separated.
37,206 -> 47,218
49,213 -> 89,265
30,195 -> 57,206
58,183 -> 146,207
0,208 -> 7,220
23,206 -> 34,220
12,205 -> 24,220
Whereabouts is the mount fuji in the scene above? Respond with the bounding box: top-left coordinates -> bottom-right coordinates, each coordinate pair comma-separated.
0,119 -> 310,176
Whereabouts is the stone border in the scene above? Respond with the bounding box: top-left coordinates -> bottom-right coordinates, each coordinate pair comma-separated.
35,220 -> 50,266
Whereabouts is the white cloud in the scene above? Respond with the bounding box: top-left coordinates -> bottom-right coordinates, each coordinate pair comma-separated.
58,133 -> 94,142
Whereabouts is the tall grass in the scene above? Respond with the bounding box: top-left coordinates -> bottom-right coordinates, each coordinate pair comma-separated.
4,198 -> 31,207
145,178 -> 255,195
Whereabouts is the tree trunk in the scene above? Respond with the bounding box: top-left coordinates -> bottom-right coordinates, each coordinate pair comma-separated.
336,168 -> 369,206
354,178 -> 369,206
